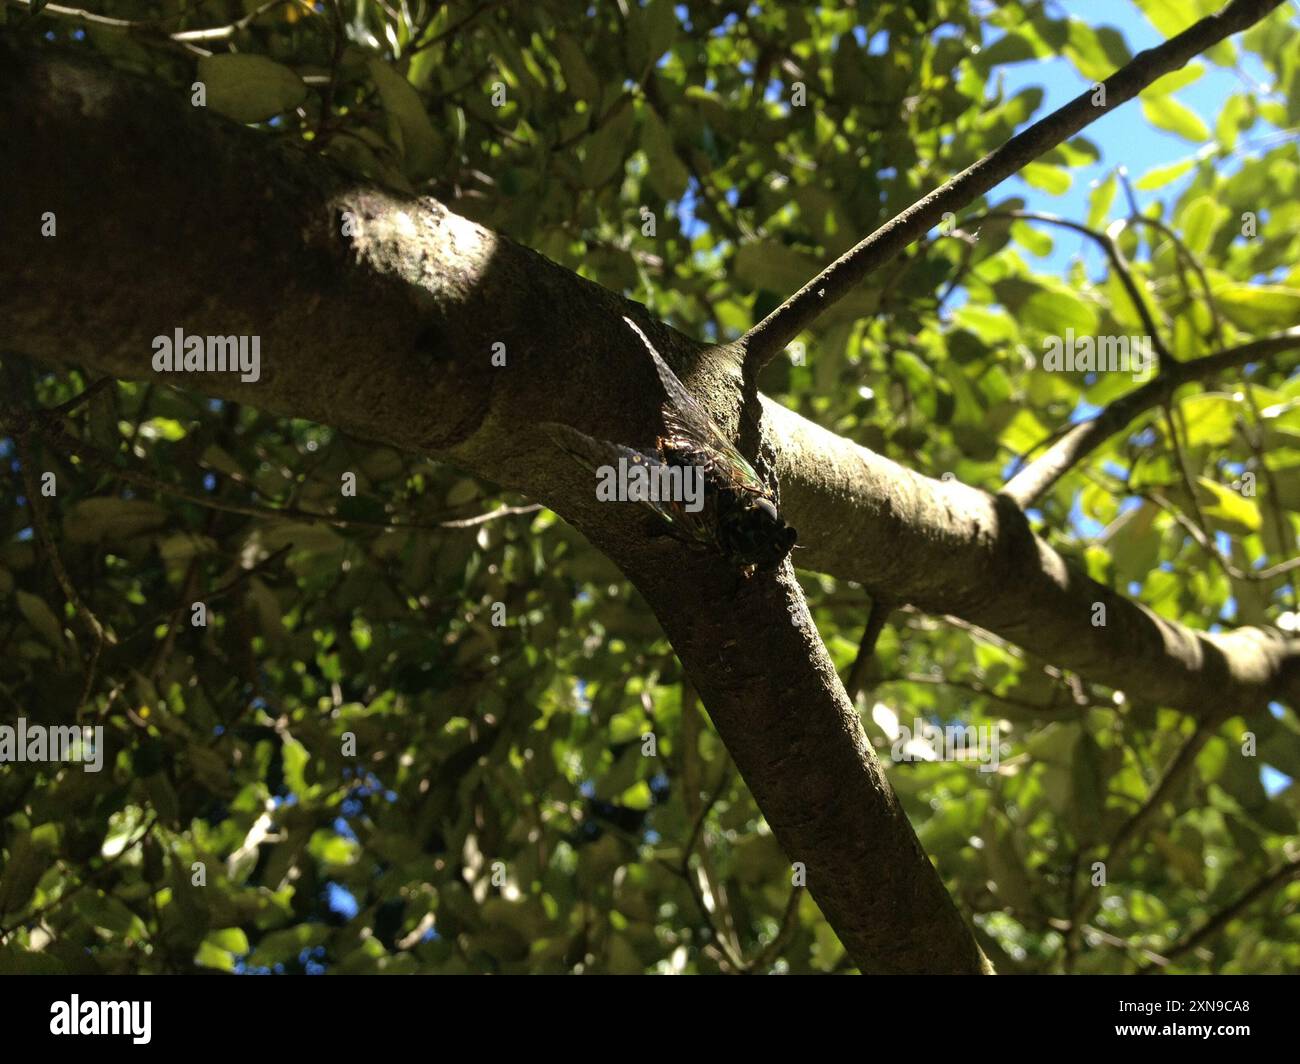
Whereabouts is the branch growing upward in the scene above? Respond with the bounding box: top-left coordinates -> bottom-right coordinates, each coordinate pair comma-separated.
740,0 -> 1286,374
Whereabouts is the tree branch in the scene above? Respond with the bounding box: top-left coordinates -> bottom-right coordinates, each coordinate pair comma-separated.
1139,489 -> 1300,583
1137,855 -> 1300,972
1064,719 -> 1217,963
844,594 -> 894,702
8,0 -> 299,42
740,0 -> 1285,372
1003,327 -> 1300,507
766,398 -> 1300,718
15,403 -> 529,533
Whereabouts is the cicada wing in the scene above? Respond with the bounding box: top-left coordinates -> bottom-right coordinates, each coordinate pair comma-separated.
541,422 -> 714,547
621,318 -> 715,441
543,422 -> 627,473
621,317 -> 771,498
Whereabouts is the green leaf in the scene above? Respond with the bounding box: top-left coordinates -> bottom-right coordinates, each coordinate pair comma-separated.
0,832 -> 48,914
197,54 -> 308,124
16,591 -> 65,650
1011,220 -> 1053,258
248,925 -> 332,967
138,417 -> 188,442
976,30 -> 1051,70
1197,477 -> 1261,534
1086,173 -> 1117,229
247,576 -> 289,650
1177,195 -> 1228,256
1020,162 -> 1072,195
1103,500 -> 1162,581
368,57 -> 443,181
1134,159 -> 1195,190
994,278 -> 1098,335
608,709 -> 646,744
207,927 -> 250,953
282,736 -> 314,795
640,108 -> 689,199
619,780 -> 653,810
1212,283 -> 1300,331
74,892 -> 140,935
64,498 -> 167,544
309,830 -> 359,868
1065,21 -> 1131,82
1179,394 -> 1238,446
1139,64 -> 1204,99
1136,0 -> 1209,37
833,32 -> 866,102
194,940 -> 237,972
1215,94 -> 1253,151
0,951 -> 66,975
643,0 -> 678,62
1141,96 -> 1210,143
982,810 -> 1038,913
626,0 -> 677,75
1000,408 -> 1050,452
734,240 -> 824,296
553,34 -> 602,103
580,101 -> 635,187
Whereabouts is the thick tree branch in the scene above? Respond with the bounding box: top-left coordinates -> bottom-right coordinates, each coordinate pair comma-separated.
740,0 -> 1285,372
8,44 -> 1298,724
0,42 -> 990,973
764,399 -> 1300,716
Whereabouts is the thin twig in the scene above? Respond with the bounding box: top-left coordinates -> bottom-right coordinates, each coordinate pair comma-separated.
9,419 -> 114,714
438,503 -> 543,528
1237,384 -> 1300,610
974,210 -> 1172,364
1139,489 -> 1300,582
1064,719 -> 1219,959
748,884 -> 804,972
405,0 -> 502,57
1136,856 -> 1300,973
50,378 -> 115,418
24,409 -> 539,533
1162,403 -> 1214,555
844,595 -> 894,701
1123,212 -> 1226,348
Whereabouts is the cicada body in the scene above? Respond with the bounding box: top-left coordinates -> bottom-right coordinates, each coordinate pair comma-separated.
546,318 -> 798,575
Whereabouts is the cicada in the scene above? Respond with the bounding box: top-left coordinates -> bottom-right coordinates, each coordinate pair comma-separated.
545,317 -> 797,576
